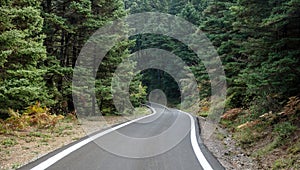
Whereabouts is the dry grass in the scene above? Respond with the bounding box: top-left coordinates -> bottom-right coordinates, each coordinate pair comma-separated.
0,106 -> 151,170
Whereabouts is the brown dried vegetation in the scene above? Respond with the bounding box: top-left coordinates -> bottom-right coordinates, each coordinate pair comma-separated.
0,102 -> 64,134
221,108 -> 243,120
220,96 -> 300,169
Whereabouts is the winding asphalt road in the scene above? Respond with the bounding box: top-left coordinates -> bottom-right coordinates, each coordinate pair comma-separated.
19,103 -> 224,170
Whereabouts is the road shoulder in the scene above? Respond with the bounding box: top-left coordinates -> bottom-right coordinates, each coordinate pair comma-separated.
198,118 -> 258,169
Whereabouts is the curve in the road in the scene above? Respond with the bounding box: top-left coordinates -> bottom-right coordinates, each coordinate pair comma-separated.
21,103 -> 222,170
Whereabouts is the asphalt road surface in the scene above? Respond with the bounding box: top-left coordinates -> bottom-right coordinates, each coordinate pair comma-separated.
19,103 -> 224,170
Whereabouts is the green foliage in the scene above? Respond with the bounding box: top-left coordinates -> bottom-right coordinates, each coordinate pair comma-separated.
52,124 -> 73,136
0,0 -> 298,124
225,88 -> 246,108
274,122 -> 297,138
0,69 -> 55,110
0,0 -> 54,111
11,163 -> 22,169
41,0 -> 134,114
129,81 -> 147,107
233,128 -> 261,147
252,136 -> 283,157
272,155 -> 299,170
124,0 -> 169,13
29,131 -> 50,138
122,1 -> 299,169
1,138 -> 17,147
288,139 -> 300,155
233,0 -> 300,112
94,39 -> 147,115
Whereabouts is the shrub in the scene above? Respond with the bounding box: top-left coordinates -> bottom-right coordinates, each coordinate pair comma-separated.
2,102 -> 64,131
274,122 -> 297,138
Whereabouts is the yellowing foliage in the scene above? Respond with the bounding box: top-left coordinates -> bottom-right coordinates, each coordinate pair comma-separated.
282,96 -> 300,116
1,102 -> 64,132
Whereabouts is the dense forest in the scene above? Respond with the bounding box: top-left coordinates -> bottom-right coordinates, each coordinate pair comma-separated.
1,0 -> 299,117
1,0 -> 300,169
0,0 -> 146,116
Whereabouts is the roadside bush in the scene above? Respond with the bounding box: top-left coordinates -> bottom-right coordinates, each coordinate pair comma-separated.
233,128 -> 261,147
274,122 -> 297,138
1,102 -> 64,132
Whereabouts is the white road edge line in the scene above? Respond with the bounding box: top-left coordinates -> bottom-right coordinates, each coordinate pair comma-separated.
30,107 -> 156,170
180,110 -> 214,170
149,102 -> 213,170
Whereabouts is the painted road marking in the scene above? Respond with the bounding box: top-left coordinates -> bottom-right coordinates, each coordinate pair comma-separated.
31,107 -> 156,170
180,110 -> 213,170
31,104 -> 213,170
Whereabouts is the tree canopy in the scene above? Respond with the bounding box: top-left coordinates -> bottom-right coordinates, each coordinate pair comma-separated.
0,0 -> 299,118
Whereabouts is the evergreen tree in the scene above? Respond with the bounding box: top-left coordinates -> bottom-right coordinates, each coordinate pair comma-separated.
40,0 -> 146,114
234,0 -> 300,113
0,0 -> 53,112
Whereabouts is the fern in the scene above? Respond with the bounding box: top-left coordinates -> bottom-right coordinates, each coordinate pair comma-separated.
1,102 -> 64,132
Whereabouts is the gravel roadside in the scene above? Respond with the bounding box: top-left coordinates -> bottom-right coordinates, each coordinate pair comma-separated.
198,118 -> 259,170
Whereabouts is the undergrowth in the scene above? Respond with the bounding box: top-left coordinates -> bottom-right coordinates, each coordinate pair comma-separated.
221,96 -> 300,169
0,102 -> 64,134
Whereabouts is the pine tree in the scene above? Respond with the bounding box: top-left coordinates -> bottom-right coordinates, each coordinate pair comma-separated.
0,0 -> 53,112
40,0 -> 147,114
235,0 -> 300,113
